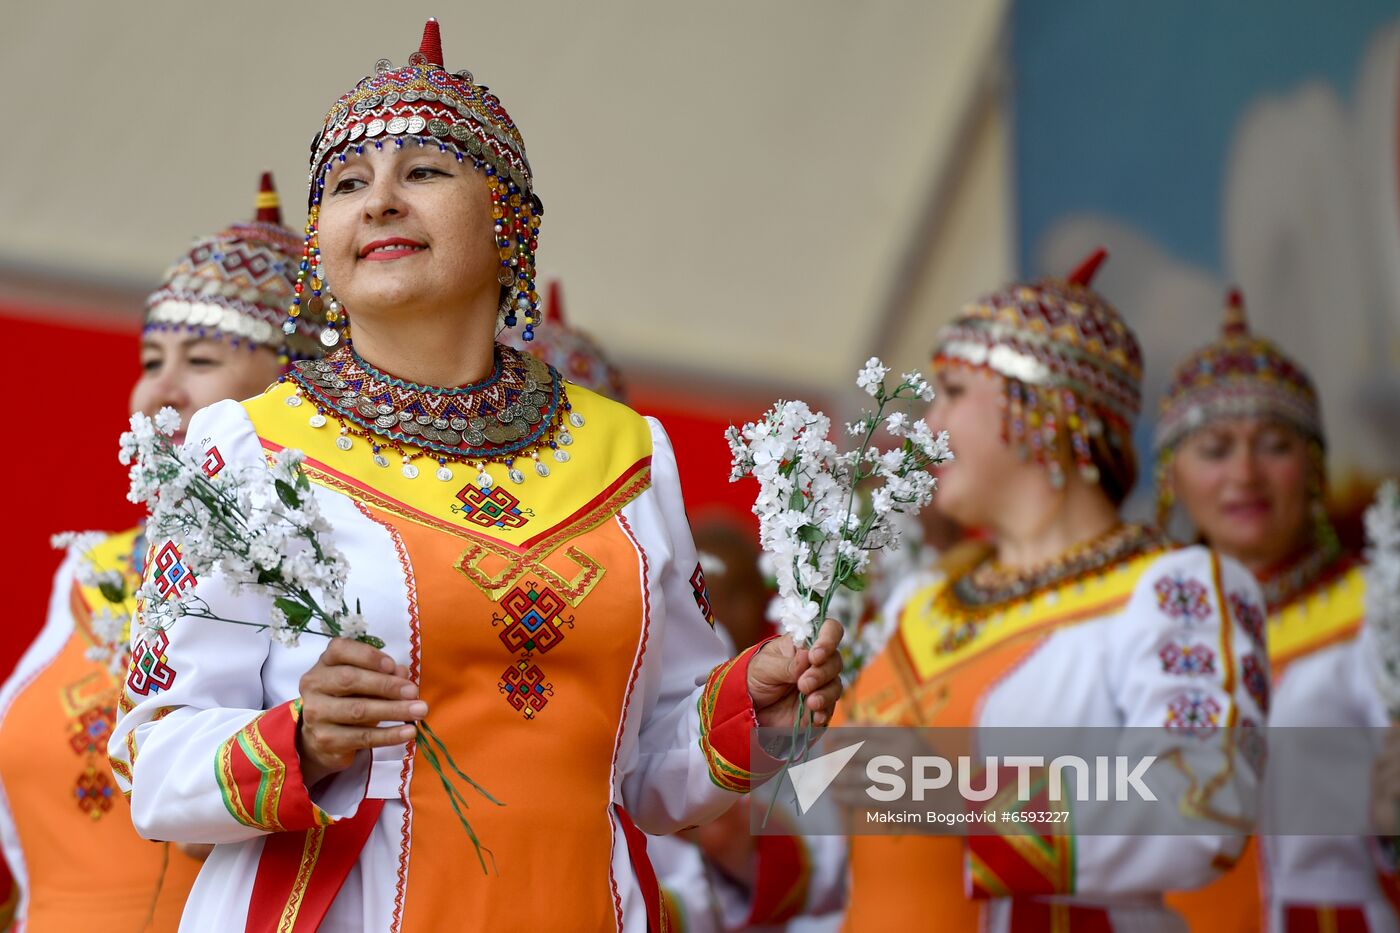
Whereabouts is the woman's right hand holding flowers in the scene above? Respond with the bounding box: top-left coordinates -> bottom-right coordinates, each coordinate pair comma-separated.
297,638 -> 425,787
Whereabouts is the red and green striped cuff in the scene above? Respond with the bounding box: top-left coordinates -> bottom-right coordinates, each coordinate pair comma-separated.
216,699 -> 336,833
698,640 -> 785,794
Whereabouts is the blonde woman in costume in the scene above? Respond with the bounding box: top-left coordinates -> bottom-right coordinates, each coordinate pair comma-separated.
836,250 -> 1267,932
110,20 -> 845,931
1160,290 -> 1394,932
0,174 -> 314,931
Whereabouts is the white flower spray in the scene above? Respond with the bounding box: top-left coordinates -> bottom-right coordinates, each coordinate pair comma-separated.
727,359 -> 951,814
51,531 -> 138,675
1365,480 -> 1400,719
120,408 -> 499,871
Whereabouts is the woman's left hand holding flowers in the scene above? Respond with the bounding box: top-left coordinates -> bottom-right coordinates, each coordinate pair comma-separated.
747,618 -> 845,729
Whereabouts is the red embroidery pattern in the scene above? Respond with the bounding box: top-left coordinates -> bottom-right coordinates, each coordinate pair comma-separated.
1236,718 -> 1267,778
1158,641 -> 1217,676
74,767 -> 116,820
68,703 -> 117,820
201,446 -> 226,477
1164,690 -> 1222,736
1241,653 -> 1270,714
152,541 -> 198,600
492,583 -> 573,718
127,629 -> 178,697
1228,592 -> 1266,646
453,483 -> 531,530
499,660 -> 553,719
690,564 -> 717,628
494,584 -> 573,655
1154,575 -> 1211,622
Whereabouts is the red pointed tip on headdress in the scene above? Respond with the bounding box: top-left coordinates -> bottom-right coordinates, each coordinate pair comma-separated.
545,280 -> 566,325
1222,287 -> 1249,338
1067,247 -> 1109,287
418,18 -> 444,67
254,172 -> 282,225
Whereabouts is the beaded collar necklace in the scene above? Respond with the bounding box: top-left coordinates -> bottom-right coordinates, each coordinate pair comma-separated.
944,521 -> 1166,612
928,523 -> 1167,655
282,342 -> 582,486
1257,537 -> 1354,615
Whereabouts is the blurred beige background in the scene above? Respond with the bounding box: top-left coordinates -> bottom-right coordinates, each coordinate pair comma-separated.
0,0 -> 1011,398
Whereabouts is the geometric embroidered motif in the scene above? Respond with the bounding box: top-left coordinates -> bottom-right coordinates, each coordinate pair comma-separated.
494,583 -> 573,655
68,702 -> 118,820
1154,575 -> 1211,622
126,629 -> 178,697
151,540 -> 197,601
1228,592 -> 1266,647
458,542 -> 603,608
1241,653 -> 1270,714
1158,641 -> 1217,676
68,705 -> 115,757
1236,717 -> 1266,778
499,659 -> 553,720
74,766 -> 116,820
1164,689 -> 1222,737
453,483 -> 532,530
690,564 -> 717,628
201,445 -> 226,478
490,581 -> 575,720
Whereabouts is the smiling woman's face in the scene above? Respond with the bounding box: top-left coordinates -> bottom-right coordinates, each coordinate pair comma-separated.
316,145 -> 500,327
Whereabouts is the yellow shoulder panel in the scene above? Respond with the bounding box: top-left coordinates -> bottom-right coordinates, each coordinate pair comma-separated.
899,550 -> 1163,683
1268,564 -> 1364,670
242,381 -> 653,550
74,526 -> 144,614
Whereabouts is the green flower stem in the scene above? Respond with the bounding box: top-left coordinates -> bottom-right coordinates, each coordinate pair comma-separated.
415,724 -> 498,875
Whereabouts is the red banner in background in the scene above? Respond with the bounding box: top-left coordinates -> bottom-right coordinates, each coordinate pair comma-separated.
3,309 -> 143,680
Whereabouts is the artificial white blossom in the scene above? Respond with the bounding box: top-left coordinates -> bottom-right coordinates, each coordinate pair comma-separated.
1365,480 -> 1400,718
885,412 -> 910,436
856,358 -> 890,397
120,410 -> 372,650
728,363 -> 951,646
901,371 -> 936,403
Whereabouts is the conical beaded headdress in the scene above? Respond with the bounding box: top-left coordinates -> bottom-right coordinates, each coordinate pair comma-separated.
288,18 -> 543,347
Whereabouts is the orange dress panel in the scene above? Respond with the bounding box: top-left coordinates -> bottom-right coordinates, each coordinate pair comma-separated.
838,625 -> 1048,932
370,502 -> 649,932
0,582 -> 200,931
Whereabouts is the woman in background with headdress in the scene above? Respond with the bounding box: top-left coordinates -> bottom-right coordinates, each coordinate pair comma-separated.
834,250 -> 1267,931
1157,290 -> 1394,931
110,20 -> 844,931
0,174 -> 314,931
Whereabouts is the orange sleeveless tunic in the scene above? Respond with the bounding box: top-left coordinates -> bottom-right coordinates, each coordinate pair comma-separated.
0,530 -> 200,930
838,546 -> 1167,931
366,501 -> 647,931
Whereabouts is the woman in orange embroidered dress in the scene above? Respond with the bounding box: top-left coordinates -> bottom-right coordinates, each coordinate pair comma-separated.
110,20 -> 844,932
835,251 -> 1268,932
0,174 -> 312,931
